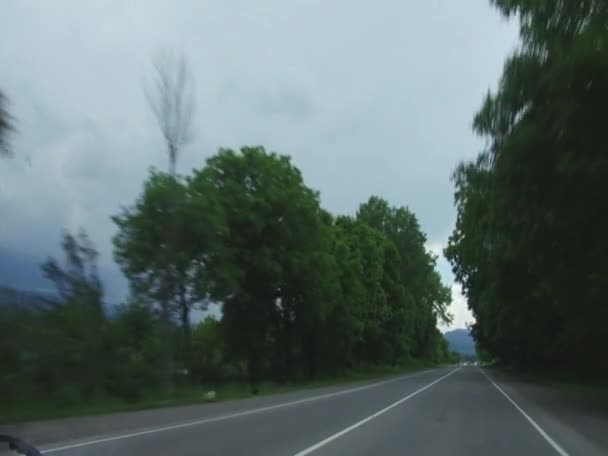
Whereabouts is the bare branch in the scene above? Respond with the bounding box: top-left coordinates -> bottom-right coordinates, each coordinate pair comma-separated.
145,52 -> 195,175
0,89 -> 15,158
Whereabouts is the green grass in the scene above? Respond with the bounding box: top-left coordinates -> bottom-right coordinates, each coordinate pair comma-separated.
0,361 -> 434,424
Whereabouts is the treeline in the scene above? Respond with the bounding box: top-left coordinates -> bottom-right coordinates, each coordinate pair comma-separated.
445,0 -> 608,374
1,146 -> 453,409
113,146 -> 454,385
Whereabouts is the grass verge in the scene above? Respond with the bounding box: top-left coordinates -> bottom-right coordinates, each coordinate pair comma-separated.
1,360 -> 435,424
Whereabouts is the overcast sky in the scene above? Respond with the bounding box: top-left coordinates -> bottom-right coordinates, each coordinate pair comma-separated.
0,0 -> 519,329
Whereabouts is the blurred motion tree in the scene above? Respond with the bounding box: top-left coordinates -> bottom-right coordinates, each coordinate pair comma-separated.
42,230 -> 104,312
1,231 -> 176,411
33,230 -> 106,402
446,0 -> 608,373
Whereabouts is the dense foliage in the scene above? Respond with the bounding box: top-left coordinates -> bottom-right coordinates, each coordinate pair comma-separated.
1,146 -> 453,413
445,0 -> 608,373
0,232 -> 172,409
114,146 -> 453,387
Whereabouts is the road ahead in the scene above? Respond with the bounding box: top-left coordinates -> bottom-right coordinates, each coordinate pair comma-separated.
4,367 -> 607,455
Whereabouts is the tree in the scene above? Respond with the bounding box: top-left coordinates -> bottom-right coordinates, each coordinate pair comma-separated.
0,89 -> 14,157
146,52 -> 195,176
139,51 -> 198,363
35,230 -> 108,401
0,231 -> 175,409
108,300 -> 170,401
42,230 -> 104,313
191,316 -> 228,386
357,196 -> 452,359
446,0 -> 608,373
321,217 -> 368,371
347,220 -> 390,364
271,210 -> 338,380
189,146 -> 327,387
113,171 -> 208,362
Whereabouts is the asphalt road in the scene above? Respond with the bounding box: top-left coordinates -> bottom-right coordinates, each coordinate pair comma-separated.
3,367 -> 607,455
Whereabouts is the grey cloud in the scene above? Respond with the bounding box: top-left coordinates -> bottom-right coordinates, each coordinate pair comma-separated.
217,79 -> 316,120
252,86 -> 315,120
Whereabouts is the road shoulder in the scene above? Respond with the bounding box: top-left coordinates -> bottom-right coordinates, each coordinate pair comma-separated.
484,368 -> 608,456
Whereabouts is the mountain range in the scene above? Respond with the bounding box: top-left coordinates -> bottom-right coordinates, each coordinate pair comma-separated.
444,328 -> 475,356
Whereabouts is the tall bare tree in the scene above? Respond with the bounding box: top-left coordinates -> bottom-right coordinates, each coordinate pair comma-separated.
142,53 -> 197,369
145,52 -> 195,175
0,89 -> 15,157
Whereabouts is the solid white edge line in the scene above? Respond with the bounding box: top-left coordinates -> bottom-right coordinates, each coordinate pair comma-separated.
480,368 -> 569,456
41,368 -> 437,453
292,368 -> 460,456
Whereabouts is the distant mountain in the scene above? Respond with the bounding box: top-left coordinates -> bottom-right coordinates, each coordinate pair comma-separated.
0,244 -> 127,304
0,285 -> 55,311
444,328 -> 475,356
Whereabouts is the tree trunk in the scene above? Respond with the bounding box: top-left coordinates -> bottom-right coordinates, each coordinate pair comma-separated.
178,284 -> 191,370
169,143 -> 177,176
282,311 -> 294,382
247,347 -> 259,394
303,334 -> 318,380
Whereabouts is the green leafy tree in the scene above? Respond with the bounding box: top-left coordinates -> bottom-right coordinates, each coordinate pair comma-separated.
320,217 -> 368,371
113,171 -> 208,360
357,196 -> 452,359
447,0 -> 608,373
189,146 -> 327,387
191,316 -> 229,386
275,213 -> 339,380
107,299 -> 170,401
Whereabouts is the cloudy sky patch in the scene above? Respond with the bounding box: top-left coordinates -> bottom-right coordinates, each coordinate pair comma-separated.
0,0 -> 518,325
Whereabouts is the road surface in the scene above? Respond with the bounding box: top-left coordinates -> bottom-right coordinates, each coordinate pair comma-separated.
2,367 -> 607,455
